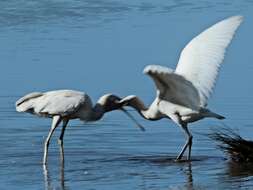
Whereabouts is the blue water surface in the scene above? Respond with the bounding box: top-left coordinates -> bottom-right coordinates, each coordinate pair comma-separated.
1,0 -> 253,189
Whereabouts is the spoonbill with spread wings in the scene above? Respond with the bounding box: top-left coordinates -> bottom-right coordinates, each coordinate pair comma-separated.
120,16 -> 243,160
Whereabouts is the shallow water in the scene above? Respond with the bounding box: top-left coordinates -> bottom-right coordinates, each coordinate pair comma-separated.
1,0 -> 253,189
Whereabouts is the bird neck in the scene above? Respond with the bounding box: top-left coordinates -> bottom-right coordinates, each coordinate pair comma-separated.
128,96 -> 164,121
128,96 -> 150,120
89,104 -> 105,121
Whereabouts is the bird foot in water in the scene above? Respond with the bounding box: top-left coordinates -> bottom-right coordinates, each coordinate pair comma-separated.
174,158 -> 191,163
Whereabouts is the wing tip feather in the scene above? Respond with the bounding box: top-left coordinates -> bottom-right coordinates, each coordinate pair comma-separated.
232,15 -> 243,22
143,65 -> 174,75
224,15 -> 244,30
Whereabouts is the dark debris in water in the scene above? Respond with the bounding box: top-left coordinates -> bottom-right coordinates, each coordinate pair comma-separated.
227,161 -> 253,177
209,127 -> 253,163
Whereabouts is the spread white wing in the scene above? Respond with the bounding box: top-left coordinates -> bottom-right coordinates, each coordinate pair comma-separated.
144,65 -> 201,110
175,16 -> 243,106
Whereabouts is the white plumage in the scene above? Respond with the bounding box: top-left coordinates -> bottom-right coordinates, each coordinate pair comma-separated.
176,15 -> 243,106
16,90 -> 91,119
16,89 -> 144,164
120,16 -> 243,160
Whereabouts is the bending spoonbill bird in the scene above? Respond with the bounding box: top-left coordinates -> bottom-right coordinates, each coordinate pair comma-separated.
120,16 -> 243,160
16,89 -> 144,164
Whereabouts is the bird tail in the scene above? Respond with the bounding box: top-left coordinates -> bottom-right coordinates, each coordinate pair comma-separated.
16,92 -> 43,112
200,108 -> 225,120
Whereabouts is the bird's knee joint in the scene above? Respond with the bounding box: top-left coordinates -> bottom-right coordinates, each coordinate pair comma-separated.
58,139 -> 63,145
44,141 -> 49,147
188,136 -> 193,144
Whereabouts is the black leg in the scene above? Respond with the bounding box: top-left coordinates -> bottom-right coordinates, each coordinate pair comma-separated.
176,123 -> 193,161
58,119 -> 69,164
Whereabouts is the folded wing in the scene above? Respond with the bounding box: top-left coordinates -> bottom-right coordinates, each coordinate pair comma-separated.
16,90 -> 91,117
37,90 -> 90,116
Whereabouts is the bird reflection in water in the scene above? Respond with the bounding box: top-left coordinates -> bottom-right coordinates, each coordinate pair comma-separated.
43,157 -> 66,190
132,155 -> 195,190
184,162 -> 193,189
174,161 -> 194,190
227,161 -> 253,177
210,127 -> 253,187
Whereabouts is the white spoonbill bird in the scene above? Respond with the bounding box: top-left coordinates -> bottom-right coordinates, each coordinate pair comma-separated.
16,89 -> 144,164
120,16 -> 243,160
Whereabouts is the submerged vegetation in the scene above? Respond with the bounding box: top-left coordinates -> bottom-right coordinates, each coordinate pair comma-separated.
209,128 -> 253,162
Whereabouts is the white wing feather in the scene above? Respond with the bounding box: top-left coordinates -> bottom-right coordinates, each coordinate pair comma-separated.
16,90 -> 91,117
16,92 -> 43,109
144,65 -> 201,110
175,15 -> 243,106
36,90 -> 89,116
